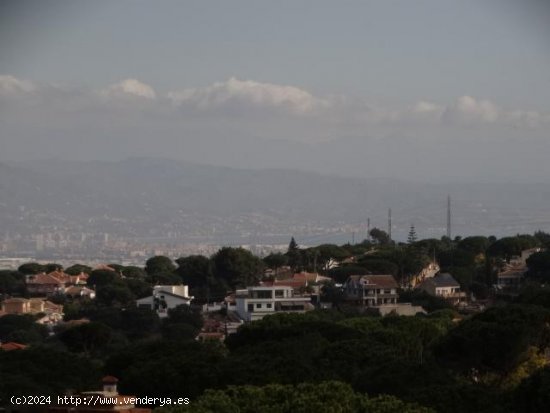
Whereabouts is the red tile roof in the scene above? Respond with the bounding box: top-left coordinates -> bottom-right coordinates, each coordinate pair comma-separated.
26,273 -> 65,285
102,376 -> 119,384
349,275 -> 398,289
0,342 -> 28,351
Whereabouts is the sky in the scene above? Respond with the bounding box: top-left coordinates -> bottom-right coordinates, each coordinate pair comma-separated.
1,0 -> 549,182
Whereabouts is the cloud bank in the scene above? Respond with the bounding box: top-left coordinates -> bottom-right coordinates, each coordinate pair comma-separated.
1,74 -> 549,183
1,74 -> 547,129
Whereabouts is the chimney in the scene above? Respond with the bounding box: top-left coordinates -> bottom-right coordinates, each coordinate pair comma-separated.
102,376 -> 119,394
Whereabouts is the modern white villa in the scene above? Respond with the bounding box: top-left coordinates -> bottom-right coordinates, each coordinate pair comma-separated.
136,285 -> 193,317
235,285 -> 313,322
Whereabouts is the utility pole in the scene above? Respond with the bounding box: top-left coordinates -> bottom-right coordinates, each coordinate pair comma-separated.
388,208 -> 392,242
447,195 -> 452,239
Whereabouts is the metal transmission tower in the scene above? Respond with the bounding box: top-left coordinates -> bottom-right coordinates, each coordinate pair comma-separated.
388,208 -> 392,241
446,195 -> 452,239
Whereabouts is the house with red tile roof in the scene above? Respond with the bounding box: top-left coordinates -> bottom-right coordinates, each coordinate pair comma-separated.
26,272 -> 66,295
0,341 -> 28,351
48,376 -> 152,413
0,297 -> 63,324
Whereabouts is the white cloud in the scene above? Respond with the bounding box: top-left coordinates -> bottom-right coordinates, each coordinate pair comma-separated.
100,78 -> 156,99
444,95 -> 500,124
0,75 -> 35,95
1,74 -> 548,133
167,77 -> 329,115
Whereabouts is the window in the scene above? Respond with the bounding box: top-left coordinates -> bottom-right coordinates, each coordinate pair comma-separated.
254,290 -> 273,299
275,290 -> 284,298
248,304 -> 254,312
266,303 -> 272,309
256,303 -> 262,309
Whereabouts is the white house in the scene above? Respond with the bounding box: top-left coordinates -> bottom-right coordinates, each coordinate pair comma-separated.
235,286 -> 313,322
136,285 -> 193,318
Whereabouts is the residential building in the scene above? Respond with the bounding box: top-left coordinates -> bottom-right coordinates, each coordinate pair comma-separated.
136,285 -> 193,318
25,270 -> 89,296
343,274 -> 399,306
0,297 -> 63,325
235,286 -> 313,322
48,376 -> 152,413
26,273 -> 66,295
65,285 -> 96,299
496,265 -> 525,290
0,341 -> 28,351
1,297 -> 31,314
417,273 -> 467,305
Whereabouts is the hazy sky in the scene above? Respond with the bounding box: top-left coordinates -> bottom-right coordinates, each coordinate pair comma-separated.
1,0 -> 549,182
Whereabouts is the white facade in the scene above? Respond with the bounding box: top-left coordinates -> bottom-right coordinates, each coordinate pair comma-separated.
136,284 -> 193,318
235,286 -> 312,322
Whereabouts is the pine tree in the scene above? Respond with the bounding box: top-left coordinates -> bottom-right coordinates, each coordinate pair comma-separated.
286,237 -> 301,270
407,225 -> 418,244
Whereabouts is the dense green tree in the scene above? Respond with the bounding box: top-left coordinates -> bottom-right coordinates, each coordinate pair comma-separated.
0,314 -> 48,344
370,228 -> 391,245
95,284 -> 136,307
526,250 -> 550,281
165,305 -> 203,330
45,263 -> 63,273
438,249 -> 476,269
148,272 -> 182,285
327,265 -> 369,283
212,247 -> 264,288
534,231 -> 550,249
398,290 -> 452,313
488,236 -> 538,261
58,322 -> 113,357
458,236 -> 490,255
17,262 -> 46,275
175,255 -> 212,287
435,304 -> 550,375
145,255 -> 176,276
122,266 -> 147,279
0,347 -> 101,399
262,253 -> 288,272
359,258 -> 399,276
0,270 -> 25,295
513,366 -> 550,413
105,340 -> 226,399
124,278 -> 152,299
64,305 -> 160,341
313,244 -> 351,263
87,269 -> 118,287
65,264 -> 93,275
157,381 -> 434,413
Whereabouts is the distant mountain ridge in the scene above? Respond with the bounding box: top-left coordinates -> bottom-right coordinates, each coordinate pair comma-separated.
1,158 -> 549,243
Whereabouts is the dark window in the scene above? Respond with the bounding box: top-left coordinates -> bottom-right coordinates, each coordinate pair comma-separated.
267,303 -> 272,309
255,290 -> 273,299
275,290 -> 284,298
248,304 -> 254,312
256,303 -> 262,309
